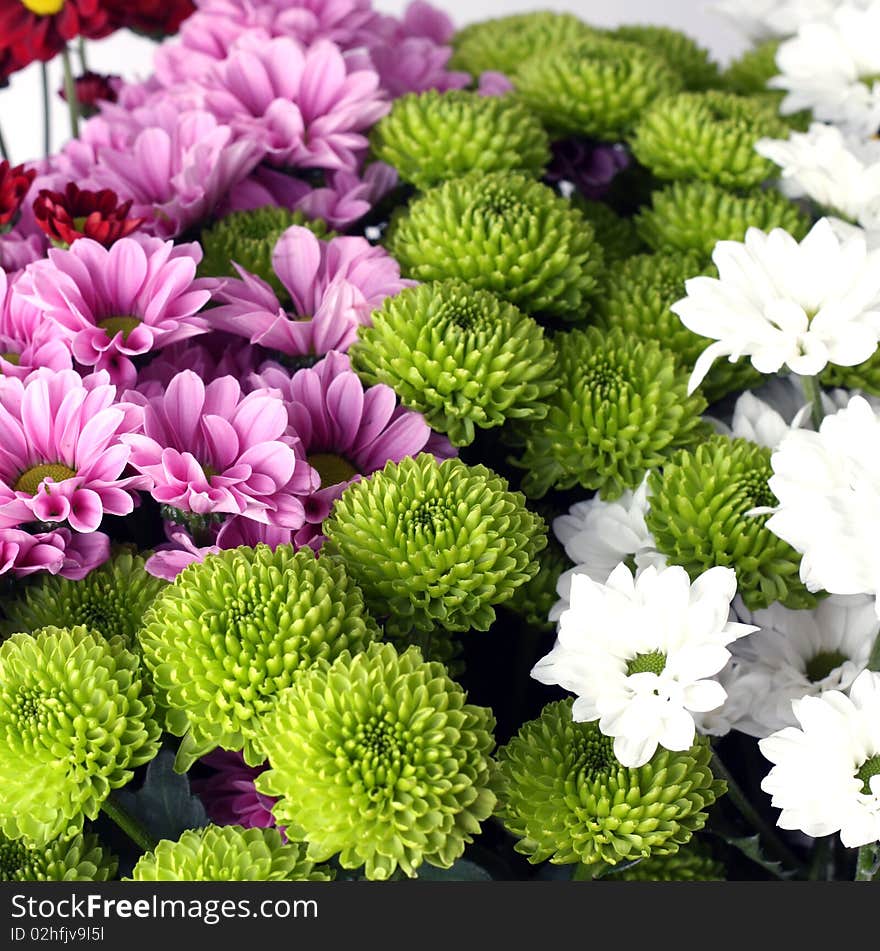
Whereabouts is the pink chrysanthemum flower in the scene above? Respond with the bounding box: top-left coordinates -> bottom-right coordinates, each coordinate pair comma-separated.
0,526 -> 109,580
134,337 -> 261,400
0,368 -> 146,534
0,269 -> 73,379
21,234 -> 213,388
192,749 -> 277,831
201,36 -> 389,172
250,351 -> 455,537
368,36 -> 470,97
123,370 -> 316,528
209,225 -> 411,356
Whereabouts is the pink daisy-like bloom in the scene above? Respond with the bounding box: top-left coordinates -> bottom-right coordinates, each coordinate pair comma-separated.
134,336 -> 261,400
209,225 -> 411,356
21,234 -> 213,388
0,368 -> 147,534
368,36 -> 470,98
192,749 -> 277,831
0,526 -> 109,580
123,370 -> 316,528
250,351 -> 455,541
200,35 -> 389,172
0,269 -> 73,380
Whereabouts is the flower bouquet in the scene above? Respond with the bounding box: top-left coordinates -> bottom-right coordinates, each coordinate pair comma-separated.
1,0 -> 879,886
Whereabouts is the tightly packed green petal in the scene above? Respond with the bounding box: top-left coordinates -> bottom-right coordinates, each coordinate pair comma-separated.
513,36 -> 682,140
646,436 -> 817,610
821,351 -> 880,395
0,626 -> 160,844
200,207 -> 330,295
512,327 -> 708,500
325,454 -> 546,635
606,839 -> 725,881
129,826 -> 332,881
570,197 -> 644,263
256,643 -> 496,880
610,24 -> 721,91
592,252 -> 761,402
139,545 -> 378,769
723,40 -> 781,97
1,549 -> 165,644
386,171 -> 603,319
495,699 -> 724,867
1,833 -> 117,882
631,91 -> 787,188
450,12 -> 597,76
636,180 -> 811,257
370,90 -> 550,190
504,532 -> 568,631
350,281 -> 556,446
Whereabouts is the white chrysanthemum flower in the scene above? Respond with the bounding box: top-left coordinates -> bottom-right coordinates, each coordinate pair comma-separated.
714,0 -> 870,40
728,595 -> 879,737
671,218 -> 880,393
756,123 -> 880,229
764,395 -> 880,615
532,562 -> 756,768
827,215 -> 880,251
759,669 -> 880,846
706,377 -> 817,448
547,478 -> 666,622
770,5 -> 880,135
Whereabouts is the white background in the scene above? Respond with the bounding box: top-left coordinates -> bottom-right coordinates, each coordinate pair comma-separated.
0,0 -> 748,165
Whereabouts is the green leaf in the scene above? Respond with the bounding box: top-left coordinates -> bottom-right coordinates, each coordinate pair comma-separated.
116,749 -> 210,843
709,823 -> 797,880
416,859 -> 493,881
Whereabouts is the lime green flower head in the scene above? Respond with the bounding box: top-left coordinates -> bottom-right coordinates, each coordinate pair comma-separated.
129,826 -> 332,881
822,350 -> 880,396
723,40 -> 781,97
0,625 -> 160,845
450,12 -> 597,76
495,699 -> 725,868
636,180 -> 811,257
632,91 -> 788,189
1,833 -> 117,882
256,643 -> 497,880
570,197 -> 645,264
513,36 -> 682,140
646,436 -> 818,611
324,454 -> 546,635
513,327 -> 708,500
607,839 -> 726,881
1,549 -> 165,645
139,544 -> 379,770
370,90 -> 550,191
350,281 -> 556,446
385,171 -> 603,320
611,24 -> 721,91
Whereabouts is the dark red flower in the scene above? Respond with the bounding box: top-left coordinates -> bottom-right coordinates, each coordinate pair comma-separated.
58,69 -> 119,116
0,161 -> 36,228
0,0 -> 113,81
102,0 -> 195,37
33,183 -> 145,247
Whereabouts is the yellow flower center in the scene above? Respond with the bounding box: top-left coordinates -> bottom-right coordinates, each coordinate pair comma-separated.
98,316 -> 142,342
14,462 -> 76,496
20,0 -> 65,15
307,453 -> 358,489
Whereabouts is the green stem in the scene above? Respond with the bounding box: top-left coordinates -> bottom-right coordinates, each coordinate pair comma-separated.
808,835 -> 834,881
855,844 -> 879,881
800,375 -> 825,430
0,119 -> 9,163
60,47 -> 80,141
100,793 -> 157,854
40,62 -> 51,159
77,37 -> 88,74
711,751 -> 804,877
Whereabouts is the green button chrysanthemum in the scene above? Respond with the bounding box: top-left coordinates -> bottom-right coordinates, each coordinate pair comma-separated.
1,833 -> 117,882
513,36 -> 682,140
635,180 -> 811,257
350,281 -> 556,446
646,436 -> 817,611
370,90 -> 550,191
256,643 -> 497,880
200,207 -> 330,295
128,826 -> 332,881
0,626 -> 160,845
504,533 -> 569,631
1,549 -> 165,644
324,454 -> 546,635
723,40 -> 781,97
821,351 -> 880,395
611,24 -> 721,91
592,252 -> 761,402
385,171 -> 603,320
139,545 -> 379,769
607,839 -> 725,881
571,197 -> 645,264
495,699 -> 725,868
512,327 -> 708,500
450,12 -> 597,76
631,91 -> 788,188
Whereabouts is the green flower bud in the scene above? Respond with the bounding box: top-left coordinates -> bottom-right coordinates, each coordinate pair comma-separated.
571,197 -> 645,264
611,24 -> 721,91
607,838 -> 725,881
0,833 -> 117,881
